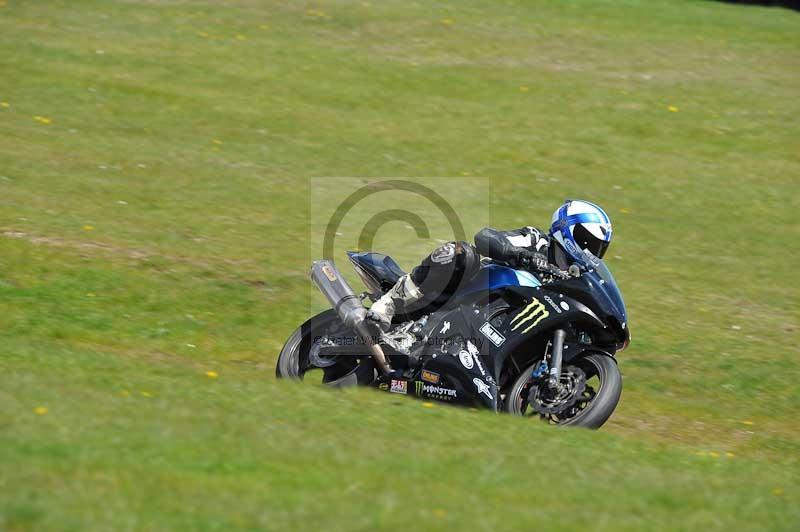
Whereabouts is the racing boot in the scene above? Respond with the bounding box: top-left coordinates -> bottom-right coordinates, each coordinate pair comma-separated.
366,274 -> 423,330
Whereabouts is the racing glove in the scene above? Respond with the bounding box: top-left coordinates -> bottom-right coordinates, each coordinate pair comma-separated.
516,249 -> 550,271
517,250 -> 570,279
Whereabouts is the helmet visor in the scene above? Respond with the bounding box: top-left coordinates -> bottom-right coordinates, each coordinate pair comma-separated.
572,224 -> 610,259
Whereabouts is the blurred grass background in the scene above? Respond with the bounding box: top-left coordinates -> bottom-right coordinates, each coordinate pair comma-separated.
1,0 -> 798,530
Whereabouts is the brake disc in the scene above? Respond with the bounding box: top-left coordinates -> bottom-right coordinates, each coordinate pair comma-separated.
527,365 -> 587,415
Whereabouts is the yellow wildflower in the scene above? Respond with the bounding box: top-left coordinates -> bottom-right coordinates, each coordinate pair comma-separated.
33,116 -> 52,124
212,139 -> 223,145
140,391 -> 152,397
206,371 -> 218,379
620,208 -> 630,214
83,225 -> 94,231
422,402 -> 434,408
668,106 -> 679,112
34,406 -> 48,415
0,102 -> 9,108
741,420 -> 754,426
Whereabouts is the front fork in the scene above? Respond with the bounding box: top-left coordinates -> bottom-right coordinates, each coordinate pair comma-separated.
532,329 -> 567,389
549,329 -> 567,389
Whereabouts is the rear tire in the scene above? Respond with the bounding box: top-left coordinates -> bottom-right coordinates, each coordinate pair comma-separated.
505,353 -> 622,429
276,311 -> 332,379
276,310 -> 376,386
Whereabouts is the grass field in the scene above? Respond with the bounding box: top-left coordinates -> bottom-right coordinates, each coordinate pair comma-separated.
1,0 -> 799,530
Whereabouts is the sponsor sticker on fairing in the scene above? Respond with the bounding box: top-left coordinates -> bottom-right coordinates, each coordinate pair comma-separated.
390,379 -> 407,394
472,352 -> 487,377
415,381 -> 457,400
459,343 -> 487,377
510,298 -> 549,334
543,295 -> 562,314
479,322 -> 506,347
473,378 -> 492,399
458,350 -> 474,369
421,370 -> 440,384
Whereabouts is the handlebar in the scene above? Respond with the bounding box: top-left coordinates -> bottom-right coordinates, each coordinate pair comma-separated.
546,264 -> 570,280
516,251 -> 570,280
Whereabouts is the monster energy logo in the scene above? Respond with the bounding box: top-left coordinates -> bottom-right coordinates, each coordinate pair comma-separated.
510,298 -> 549,334
415,381 -> 456,398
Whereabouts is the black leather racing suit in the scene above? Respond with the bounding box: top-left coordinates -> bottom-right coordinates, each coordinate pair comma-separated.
473,226 -> 553,270
407,226 -> 558,309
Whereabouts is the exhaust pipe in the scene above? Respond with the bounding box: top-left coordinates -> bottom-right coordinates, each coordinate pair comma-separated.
310,260 -> 392,375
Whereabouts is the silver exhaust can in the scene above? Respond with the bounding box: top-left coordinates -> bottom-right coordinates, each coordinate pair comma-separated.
310,260 -> 391,374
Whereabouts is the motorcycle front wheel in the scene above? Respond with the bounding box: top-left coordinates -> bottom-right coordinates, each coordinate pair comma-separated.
505,353 -> 622,429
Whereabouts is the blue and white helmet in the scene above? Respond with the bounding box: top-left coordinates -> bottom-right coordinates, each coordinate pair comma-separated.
549,200 -> 613,261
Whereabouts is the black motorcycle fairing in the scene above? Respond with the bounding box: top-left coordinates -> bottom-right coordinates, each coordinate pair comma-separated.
457,297 -> 512,378
415,305 -> 500,410
413,282 -> 607,390
416,355 -> 497,410
473,288 -> 604,373
545,275 -> 629,348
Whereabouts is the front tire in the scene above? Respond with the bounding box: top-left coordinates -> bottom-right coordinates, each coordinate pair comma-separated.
505,353 -> 622,429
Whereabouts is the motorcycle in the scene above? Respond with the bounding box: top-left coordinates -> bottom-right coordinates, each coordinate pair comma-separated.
277,246 -> 629,428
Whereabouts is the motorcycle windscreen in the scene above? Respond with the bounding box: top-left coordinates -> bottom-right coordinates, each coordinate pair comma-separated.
577,249 -> 627,325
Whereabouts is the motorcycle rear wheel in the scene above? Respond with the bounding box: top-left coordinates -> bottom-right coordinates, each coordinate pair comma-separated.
505,353 -> 622,429
276,310 -> 376,387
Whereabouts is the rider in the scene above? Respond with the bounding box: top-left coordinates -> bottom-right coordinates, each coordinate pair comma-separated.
366,199 -> 613,328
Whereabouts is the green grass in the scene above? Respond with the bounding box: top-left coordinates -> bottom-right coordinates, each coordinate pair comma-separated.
1,0 -> 799,530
